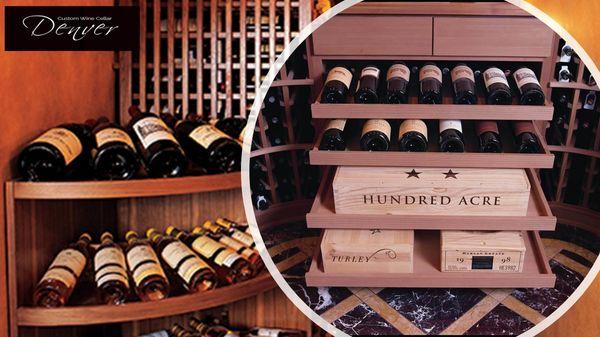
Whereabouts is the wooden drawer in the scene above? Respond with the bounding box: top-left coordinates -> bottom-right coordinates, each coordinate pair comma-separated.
433,17 -> 554,57
312,15 -> 433,56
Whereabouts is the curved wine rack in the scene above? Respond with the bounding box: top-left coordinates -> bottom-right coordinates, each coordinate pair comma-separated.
9,172 -> 241,200
17,272 -> 274,327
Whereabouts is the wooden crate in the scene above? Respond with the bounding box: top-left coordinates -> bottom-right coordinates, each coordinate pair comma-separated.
321,229 -> 413,274
305,231 -> 555,288
332,166 -> 531,216
441,231 -> 526,272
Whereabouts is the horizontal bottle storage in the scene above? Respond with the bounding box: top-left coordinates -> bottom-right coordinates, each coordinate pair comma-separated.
305,230 -> 555,288
310,120 -> 554,168
306,168 -> 556,231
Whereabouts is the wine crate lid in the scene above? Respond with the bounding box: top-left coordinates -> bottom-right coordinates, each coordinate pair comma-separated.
322,229 -> 414,247
441,231 -> 526,252
333,167 -> 530,191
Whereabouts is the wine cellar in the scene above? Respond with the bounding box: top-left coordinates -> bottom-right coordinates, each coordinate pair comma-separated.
1,0 -> 316,337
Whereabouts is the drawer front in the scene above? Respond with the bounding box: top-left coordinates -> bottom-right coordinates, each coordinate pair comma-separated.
313,15 -> 433,56
434,17 -> 554,57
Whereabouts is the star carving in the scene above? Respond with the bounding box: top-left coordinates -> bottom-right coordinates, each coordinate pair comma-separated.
443,169 -> 459,179
406,169 -> 421,179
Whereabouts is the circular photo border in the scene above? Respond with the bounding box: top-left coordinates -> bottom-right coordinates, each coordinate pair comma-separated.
240,1 -> 600,335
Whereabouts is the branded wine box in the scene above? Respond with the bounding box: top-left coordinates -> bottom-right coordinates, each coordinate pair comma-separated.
320,229 -> 414,274
332,167 -> 531,216
441,231 -> 526,272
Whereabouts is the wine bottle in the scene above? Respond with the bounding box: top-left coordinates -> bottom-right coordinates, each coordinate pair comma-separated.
547,91 -> 570,145
318,119 -> 347,151
213,117 -> 247,140
321,66 -> 353,103
475,121 -> 503,153
483,67 -> 512,105
202,221 -> 255,249
146,228 -> 217,292
124,231 -> 170,301
512,121 -> 541,153
558,65 -> 574,83
91,117 -> 140,180
252,182 -> 271,211
168,227 -> 253,284
216,218 -> 249,233
438,120 -> 465,152
419,63 -> 443,104
360,119 -> 391,151
451,64 -> 477,104
127,106 -> 187,177
18,124 -> 92,181
170,324 -> 195,337
398,120 -> 428,152
173,113 -> 241,173
34,233 -> 91,307
386,62 -> 410,104
354,65 -> 380,104
513,68 -> 545,105
564,109 -> 596,204
94,232 -> 129,305
246,328 -> 304,337
190,317 -> 232,337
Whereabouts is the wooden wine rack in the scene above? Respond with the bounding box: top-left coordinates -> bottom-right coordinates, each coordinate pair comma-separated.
292,1 -> 561,288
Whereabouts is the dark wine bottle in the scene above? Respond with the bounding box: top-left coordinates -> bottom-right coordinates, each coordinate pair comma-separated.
91,117 -> 140,180
321,66 -> 353,103
213,117 -> 247,140
354,65 -> 380,104
419,63 -> 443,104
386,62 -> 410,104
173,114 -> 241,173
318,119 -> 347,151
127,106 -> 187,177
252,182 -> 271,211
360,119 -> 391,151
438,120 -> 465,152
512,121 -> 541,153
475,121 -> 502,153
398,120 -> 428,152
483,67 -> 512,105
18,124 -> 92,181
513,68 -> 545,105
451,64 -> 477,104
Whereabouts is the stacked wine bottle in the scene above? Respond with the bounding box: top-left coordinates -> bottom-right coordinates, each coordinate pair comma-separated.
318,62 -> 545,154
17,107 -> 247,181
33,218 -> 263,307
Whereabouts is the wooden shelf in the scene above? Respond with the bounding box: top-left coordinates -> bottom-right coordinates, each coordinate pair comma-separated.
17,273 -> 274,327
306,168 -> 556,231
9,172 -> 241,200
342,2 -> 532,16
309,120 -> 554,168
306,231 -> 556,288
549,81 -> 599,91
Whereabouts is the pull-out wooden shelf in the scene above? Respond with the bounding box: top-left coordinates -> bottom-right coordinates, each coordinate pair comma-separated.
306,168 -> 556,231
309,120 -> 554,168
17,272 -> 274,327
305,231 -> 555,289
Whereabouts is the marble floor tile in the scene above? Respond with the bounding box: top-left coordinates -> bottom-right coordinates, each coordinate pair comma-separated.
464,303 -> 534,336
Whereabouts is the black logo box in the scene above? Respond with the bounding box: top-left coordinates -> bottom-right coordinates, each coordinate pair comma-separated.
5,6 -> 139,51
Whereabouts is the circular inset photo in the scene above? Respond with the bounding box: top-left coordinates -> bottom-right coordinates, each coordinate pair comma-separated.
242,1 -> 600,336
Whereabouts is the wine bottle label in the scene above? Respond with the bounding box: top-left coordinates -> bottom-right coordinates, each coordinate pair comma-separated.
133,117 -> 178,149
439,120 -> 463,133
95,265 -> 129,287
189,125 -> 230,149
513,68 -> 540,93
362,119 -> 391,139
451,65 -> 475,83
94,246 -> 127,287
325,119 -> 346,132
513,121 -> 536,136
214,249 -> 243,268
40,248 -> 86,287
475,121 -> 499,136
361,66 -> 380,79
96,127 -> 136,151
387,64 -> 410,82
325,67 -> 352,89
192,236 -> 223,258
32,128 -> 83,165
399,120 -> 428,141
419,65 -> 442,82
178,256 -> 210,283
219,236 -> 248,254
584,91 -> 597,110
231,231 -> 255,248
162,241 -> 212,282
257,329 -> 283,337
126,245 -> 166,286
483,68 -> 509,90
